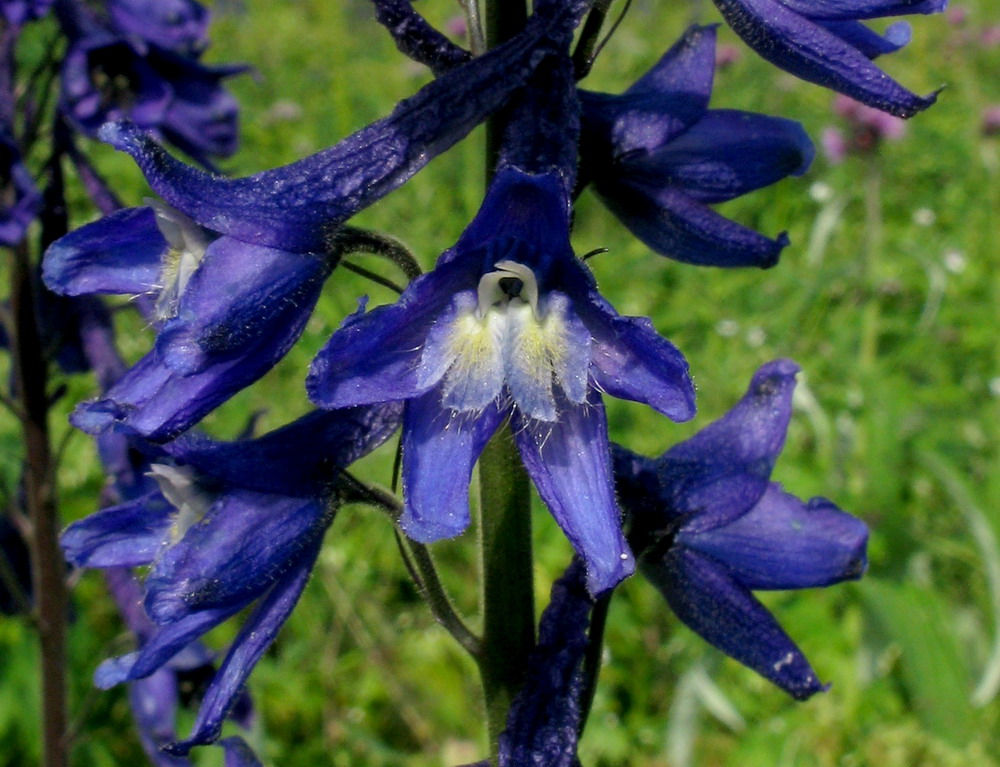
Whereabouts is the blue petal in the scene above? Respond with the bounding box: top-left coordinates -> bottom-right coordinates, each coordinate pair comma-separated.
660,359 -> 800,533
513,390 -> 634,595
642,547 -> 828,699
681,484 -> 869,590
584,299 -> 696,421
400,392 -> 503,541
580,25 -> 717,158
97,6 -> 584,253
219,737 -> 265,767
108,0 -> 210,54
627,110 -> 814,204
61,491 -> 174,568
497,50 -> 579,184
307,259 -> 473,409
128,670 -> 191,767
371,0 -> 471,75
166,404 -> 403,497
445,168 -> 572,270
155,237 -> 332,375
165,543 -> 321,755
779,0 -> 946,21
42,207 -> 166,296
144,492 -> 330,624
819,20 -> 912,58
712,0 -> 939,117
499,560 -> 592,767
594,178 -> 789,268
71,278 -> 322,441
95,601 -> 248,688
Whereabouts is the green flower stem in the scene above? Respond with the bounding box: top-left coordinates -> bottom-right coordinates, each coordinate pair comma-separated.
342,476 -> 482,657
476,426 -> 536,761
393,531 -> 483,657
477,3 -> 536,760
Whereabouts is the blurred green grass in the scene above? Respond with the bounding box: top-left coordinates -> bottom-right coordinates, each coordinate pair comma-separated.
3,0 -> 1000,764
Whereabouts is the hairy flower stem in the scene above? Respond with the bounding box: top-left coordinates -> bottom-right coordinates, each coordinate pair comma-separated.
476,427 -> 535,761
8,241 -> 69,767
477,4 -> 535,760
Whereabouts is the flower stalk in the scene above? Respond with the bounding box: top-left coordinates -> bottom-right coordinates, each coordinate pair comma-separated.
476,3 -> 538,759
8,240 -> 68,767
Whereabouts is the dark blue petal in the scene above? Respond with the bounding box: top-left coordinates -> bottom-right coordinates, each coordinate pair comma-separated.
819,20 -> 912,58
498,50 -> 579,184
371,0 -> 471,75
580,25 -> 716,158
61,490 -> 174,568
307,259 -> 472,409
661,359 -> 799,532
400,392 -> 502,541
128,670 -> 191,767
584,299 -> 696,421
97,6 -> 585,253
155,238 -> 332,375
779,0 -> 946,21
95,600 -> 248,688
167,404 -> 403,497
42,207 -> 166,296
681,484 -> 869,590
513,391 -> 634,595
626,110 -> 814,204
165,543 -> 321,755
712,0 -> 939,117
71,270 -> 323,441
219,737 -> 265,767
144,491 -> 330,624
108,0 -> 210,55
147,49 -> 244,161
61,38 -> 172,136
594,178 -> 789,268
445,168 -> 572,271
642,547 -> 827,699
499,560 -> 592,767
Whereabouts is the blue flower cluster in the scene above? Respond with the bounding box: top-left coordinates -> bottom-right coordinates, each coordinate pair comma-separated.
23,0 -> 944,761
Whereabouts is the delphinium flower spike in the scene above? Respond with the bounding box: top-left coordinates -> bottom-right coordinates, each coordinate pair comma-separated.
579,25 -> 814,268
614,360 -> 869,698
43,0 -> 590,443
308,47 -> 695,594
710,0 -> 946,117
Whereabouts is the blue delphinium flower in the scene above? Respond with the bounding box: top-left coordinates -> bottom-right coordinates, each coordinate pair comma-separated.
56,0 -> 244,164
711,0 -> 946,117
61,403 -> 401,753
613,359 -> 869,698
580,25 -> 814,269
308,53 -> 695,595
43,0 -> 588,443
103,567 -> 254,767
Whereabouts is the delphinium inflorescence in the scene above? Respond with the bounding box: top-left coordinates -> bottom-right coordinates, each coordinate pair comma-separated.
1,0 -> 946,764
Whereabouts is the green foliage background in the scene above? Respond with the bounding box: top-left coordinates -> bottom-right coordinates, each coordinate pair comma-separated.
2,0 -> 999,765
